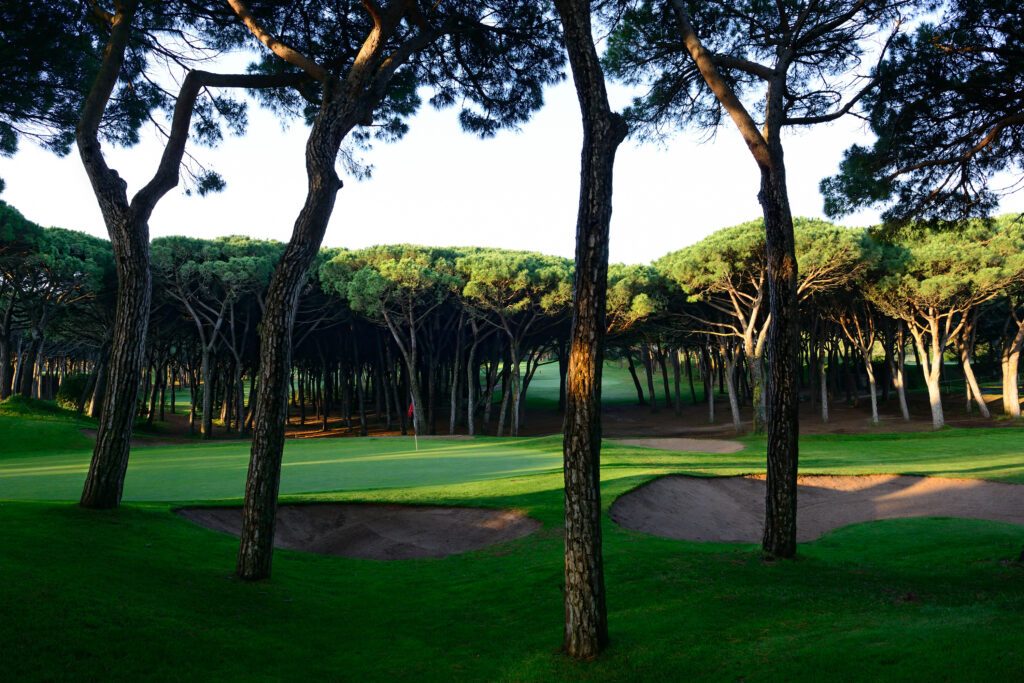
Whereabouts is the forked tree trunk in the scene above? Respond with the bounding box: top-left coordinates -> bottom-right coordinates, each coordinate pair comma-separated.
1002,323 -> 1023,418
76,5 -> 298,509
237,87 -> 348,581
911,328 -> 946,429
555,0 -> 627,660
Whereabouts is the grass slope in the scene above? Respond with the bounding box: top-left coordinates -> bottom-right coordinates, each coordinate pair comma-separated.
2,410 -> 1023,680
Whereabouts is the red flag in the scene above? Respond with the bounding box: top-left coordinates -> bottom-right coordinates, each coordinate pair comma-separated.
408,402 -> 414,418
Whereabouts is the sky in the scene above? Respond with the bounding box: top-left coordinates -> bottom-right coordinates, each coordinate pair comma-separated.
2,74 -> 1021,266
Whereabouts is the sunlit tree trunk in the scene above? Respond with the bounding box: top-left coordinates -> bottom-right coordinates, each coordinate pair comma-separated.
554,0 -> 627,659
1001,319 -> 1023,418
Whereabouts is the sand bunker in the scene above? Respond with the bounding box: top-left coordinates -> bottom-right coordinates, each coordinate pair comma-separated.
611,474 -> 1024,543
176,503 -> 540,560
611,438 -> 744,454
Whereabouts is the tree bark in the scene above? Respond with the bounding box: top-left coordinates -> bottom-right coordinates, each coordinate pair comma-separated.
625,349 -> 646,405
642,344 -> 658,413
0,290 -> 16,400
957,323 -> 990,418
75,3 -> 300,508
909,325 -> 946,429
554,0 -> 626,659
671,349 -> 682,416
758,159 -> 800,560
80,210 -> 151,508
237,82 -> 349,581
1002,314 -> 1024,418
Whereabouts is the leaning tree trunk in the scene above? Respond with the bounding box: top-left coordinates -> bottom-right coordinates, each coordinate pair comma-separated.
236,90 -> 348,581
889,326 -> 911,421
862,349 -> 879,425
722,350 -> 743,432
758,157 -> 801,560
554,0 -> 627,659
625,349 -> 646,405
80,214 -> 152,509
958,344 -> 990,418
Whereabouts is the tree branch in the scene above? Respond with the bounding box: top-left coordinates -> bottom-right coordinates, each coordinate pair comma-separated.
225,0 -> 329,82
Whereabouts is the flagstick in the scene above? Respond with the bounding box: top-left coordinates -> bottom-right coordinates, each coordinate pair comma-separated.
410,395 -> 418,452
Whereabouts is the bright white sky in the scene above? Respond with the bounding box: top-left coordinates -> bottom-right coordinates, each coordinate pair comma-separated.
2,76 -> 1021,265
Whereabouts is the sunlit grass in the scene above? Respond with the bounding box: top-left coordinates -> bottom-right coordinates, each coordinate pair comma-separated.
2,407 -> 1024,679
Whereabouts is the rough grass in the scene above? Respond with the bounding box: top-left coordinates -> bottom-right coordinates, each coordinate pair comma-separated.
2,407 -> 1024,680
0,394 -> 92,421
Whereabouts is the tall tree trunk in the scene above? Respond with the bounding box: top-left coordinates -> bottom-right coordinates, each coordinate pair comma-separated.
450,315 -> 464,435
625,349 -> 646,405
820,351 -> 829,423
18,334 -> 42,398
722,347 -> 743,432
1001,314 -> 1024,418
200,349 -> 214,438
746,350 -> 766,432
466,336 -> 479,436
758,159 -> 800,560
892,328 -> 910,421
956,312 -> 990,418
236,365 -> 247,437
642,344 -> 658,413
658,347 -> 672,409
671,349 -> 682,416
555,0 -> 626,658
862,350 -> 879,424
0,292 -> 16,400
80,213 -> 151,508
558,336 -> 568,413
354,343 -> 367,437
496,350 -> 512,437
237,86 -> 348,581
702,346 -> 715,422
685,349 -> 697,405
910,327 -> 946,429
959,349 -> 989,418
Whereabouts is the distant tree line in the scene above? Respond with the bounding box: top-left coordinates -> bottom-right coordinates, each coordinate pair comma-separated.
5,200 -> 1022,436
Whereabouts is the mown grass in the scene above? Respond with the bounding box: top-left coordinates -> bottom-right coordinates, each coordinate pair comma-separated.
1,408 -> 1023,680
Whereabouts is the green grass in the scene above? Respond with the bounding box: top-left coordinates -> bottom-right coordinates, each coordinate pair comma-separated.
2,408 -> 1024,680
524,359 -> 706,409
